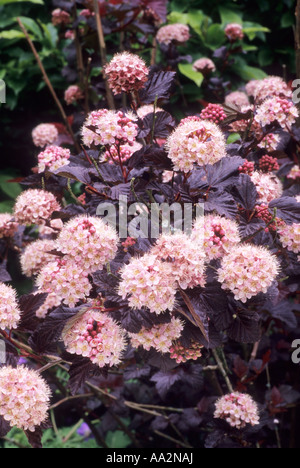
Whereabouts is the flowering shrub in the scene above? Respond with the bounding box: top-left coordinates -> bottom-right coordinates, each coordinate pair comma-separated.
0,0 -> 299,451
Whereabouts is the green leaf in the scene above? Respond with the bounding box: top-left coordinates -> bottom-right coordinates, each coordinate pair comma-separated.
0,172 -> 22,199
0,30 -> 26,39
0,0 -> 44,4
178,63 -> 204,87
105,431 -> 131,449
232,64 -> 267,81
16,16 -> 43,40
0,201 -> 14,213
219,6 -> 243,26
227,133 -> 241,144
205,24 -> 225,49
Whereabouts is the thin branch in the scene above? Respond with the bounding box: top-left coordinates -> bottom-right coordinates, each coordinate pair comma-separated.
17,18 -> 80,152
92,0 -> 115,110
212,348 -> 234,393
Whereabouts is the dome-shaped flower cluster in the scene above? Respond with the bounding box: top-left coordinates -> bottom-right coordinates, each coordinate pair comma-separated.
254,76 -> 292,103
217,244 -> 280,303
166,119 -> 226,173
0,366 -> 51,432
245,80 -> 259,97
32,124 -> 58,148
214,392 -> 260,429
81,109 -> 138,148
62,309 -> 126,368
156,23 -> 190,46
200,103 -> 227,124
250,172 -> 283,204
278,223 -> 300,255
169,340 -> 203,364
0,283 -> 21,330
129,317 -> 184,354
224,23 -> 244,42
14,189 -> 61,226
137,104 -> 164,120
37,146 -> 71,173
151,233 -> 206,289
104,52 -> 149,95
56,216 -> 119,274
225,91 -> 249,109
0,213 -> 18,239
287,165 -> 300,180
36,259 -> 92,308
192,215 -> 241,261
257,133 -> 281,152
254,97 -> 298,130
20,239 -> 57,277
258,154 -> 279,173
118,254 -> 177,314
51,8 -> 70,26
193,58 -> 216,74
64,85 -> 84,105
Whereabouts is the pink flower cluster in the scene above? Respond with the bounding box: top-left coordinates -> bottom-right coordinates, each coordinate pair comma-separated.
217,244 -> 280,303
287,165 -> 300,180
51,8 -> 71,26
118,254 -> 177,314
82,109 -> 138,148
36,259 -> 92,308
32,124 -> 58,148
20,239 -> 57,277
224,23 -> 244,42
0,213 -> 18,239
259,155 -> 279,173
167,119 -> 226,173
56,216 -> 119,274
0,366 -> 51,432
137,104 -> 164,119
250,172 -> 283,204
245,80 -> 259,97
156,23 -> 190,46
151,233 -> 206,290
102,142 -> 142,165
62,309 -> 126,368
278,223 -> 300,255
238,160 -> 255,176
254,76 -> 292,103
64,85 -> 84,105
257,133 -> 281,152
214,392 -> 260,429
169,341 -> 203,364
255,204 -> 284,232
129,317 -> 184,354
104,52 -> 149,95
255,97 -> 299,129
14,189 -> 61,226
225,91 -> 249,109
200,103 -> 227,124
192,215 -> 241,261
37,146 -> 71,173
193,58 -> 216,74
0,283 -> 21,330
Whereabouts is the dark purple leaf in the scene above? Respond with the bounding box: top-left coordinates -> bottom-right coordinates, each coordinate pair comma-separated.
0,417 -> 11,438
269,197 -> 300,224
53,165 -> 92,184
25,426 -> 43,448
205,191 -> 238,219
231,173 -> 258,210
18,293 -> 48,332
139,71 -> 176,104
